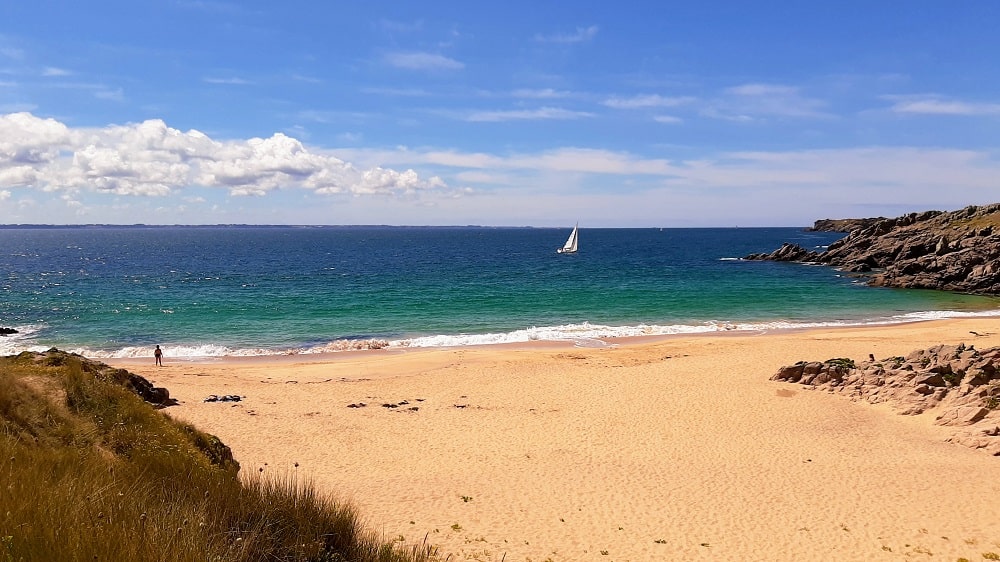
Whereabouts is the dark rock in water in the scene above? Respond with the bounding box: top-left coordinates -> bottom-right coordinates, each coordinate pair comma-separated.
747,203 -> 1000,295
0,327 -> 18,336
745,243 -> 821,263
772,344 -> 1000,456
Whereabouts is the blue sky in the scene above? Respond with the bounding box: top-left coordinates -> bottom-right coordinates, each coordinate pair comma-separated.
1,1 -> 998,226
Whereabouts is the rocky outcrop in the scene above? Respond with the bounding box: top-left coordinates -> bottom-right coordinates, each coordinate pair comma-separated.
16,348 -> 238,471
772,344 -> 1000,455
745,242 -> 821,262
807,217 -> 884,233
26,348 -> 175,407
0,327 -> 18,336
746,203 -> 1000,295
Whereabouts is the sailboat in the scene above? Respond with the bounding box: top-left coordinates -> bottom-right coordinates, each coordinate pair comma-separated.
557,223 -> 579,254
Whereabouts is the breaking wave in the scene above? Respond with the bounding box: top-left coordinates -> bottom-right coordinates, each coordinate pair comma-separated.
6,308 -> 1000,360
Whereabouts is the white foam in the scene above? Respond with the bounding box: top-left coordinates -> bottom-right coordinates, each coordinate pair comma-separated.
5,307 -> 1000,358
0,324 -> 50,356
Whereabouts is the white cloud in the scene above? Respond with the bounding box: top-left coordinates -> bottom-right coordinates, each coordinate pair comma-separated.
291,73 -> 322,84
361,86 -> 430,97
887,95 -> 1000,116
94,88 -> 125,102
338,144 -> 1000,194
704,83 -> 831,120
0,189 -> 9,200
454,170 -> 509,184
653,115 -> 682,124
383,51 -> 464,71
297,142 -> 1000,226
726,83 -> 794,97
203,76 -> 254,85
466,107 -> 593,122
669,148 -> 1000,204
603,94 -> 695,109
42,67 -> 71,77
0,112 -> 448,198
535,26 -> 599,44
511,88 -> 570,99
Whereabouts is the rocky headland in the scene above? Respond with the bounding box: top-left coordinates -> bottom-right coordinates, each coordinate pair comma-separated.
746,203 -> 1000,295
772,343 -> 1000,455
806,217 -> 884,232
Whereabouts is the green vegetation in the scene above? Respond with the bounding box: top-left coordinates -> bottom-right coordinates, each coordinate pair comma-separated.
947,209 -> 1000,232
986,384 -> 1000,410
0,351 -> 437,562
824,358 -> 856,370
943,371 -> 964,385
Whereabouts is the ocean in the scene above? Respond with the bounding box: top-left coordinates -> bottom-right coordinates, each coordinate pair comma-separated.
1,225 -> 998,359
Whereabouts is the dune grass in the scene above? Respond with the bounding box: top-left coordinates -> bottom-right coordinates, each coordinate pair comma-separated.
0,350 -> 438,562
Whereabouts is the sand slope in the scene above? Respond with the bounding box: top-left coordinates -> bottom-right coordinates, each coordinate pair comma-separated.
113,319 -> 1000,561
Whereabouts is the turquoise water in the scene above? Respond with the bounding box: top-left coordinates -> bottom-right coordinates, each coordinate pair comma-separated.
1,225 -> 997,358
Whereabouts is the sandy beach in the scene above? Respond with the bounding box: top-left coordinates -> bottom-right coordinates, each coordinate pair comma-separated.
111,319 -> 1000,561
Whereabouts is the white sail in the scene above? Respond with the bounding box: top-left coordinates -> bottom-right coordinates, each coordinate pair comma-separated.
557,224 -> 578,254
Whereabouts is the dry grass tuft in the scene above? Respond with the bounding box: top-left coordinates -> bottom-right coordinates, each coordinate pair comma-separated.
0,350 -> 439,562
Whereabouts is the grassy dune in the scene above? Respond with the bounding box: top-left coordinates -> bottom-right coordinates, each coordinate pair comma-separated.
0,350 -> 437,562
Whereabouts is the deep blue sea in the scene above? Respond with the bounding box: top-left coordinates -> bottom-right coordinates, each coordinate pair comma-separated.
2,226 -> 998,359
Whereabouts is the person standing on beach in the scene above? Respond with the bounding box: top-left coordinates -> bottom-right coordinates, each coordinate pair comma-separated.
154,345 -> 163,366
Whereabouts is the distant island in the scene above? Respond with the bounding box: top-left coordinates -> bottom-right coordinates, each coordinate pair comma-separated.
747,203 -> 1000,296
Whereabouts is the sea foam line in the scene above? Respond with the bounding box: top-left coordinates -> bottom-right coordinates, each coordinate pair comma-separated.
5,308 -> 1000,359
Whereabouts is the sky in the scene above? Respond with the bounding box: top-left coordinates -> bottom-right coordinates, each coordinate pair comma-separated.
0,1 -> 998,227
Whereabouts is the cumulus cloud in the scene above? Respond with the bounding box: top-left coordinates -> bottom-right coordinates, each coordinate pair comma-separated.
0,112 -> 447,198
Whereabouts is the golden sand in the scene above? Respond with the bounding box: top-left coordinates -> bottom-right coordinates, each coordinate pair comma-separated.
112,318 -> 1000,561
